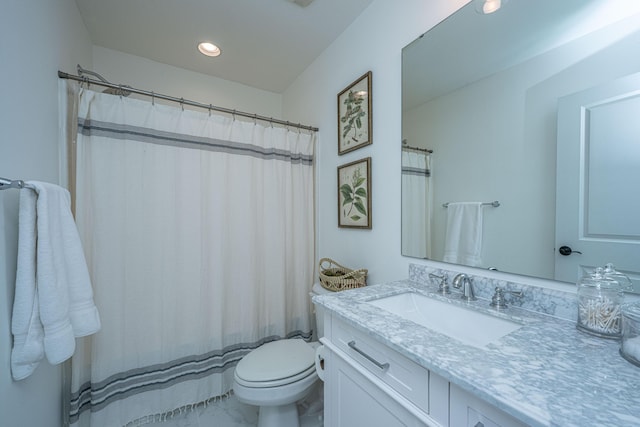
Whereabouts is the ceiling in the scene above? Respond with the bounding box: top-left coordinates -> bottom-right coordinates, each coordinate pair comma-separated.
74,0 -> 374,93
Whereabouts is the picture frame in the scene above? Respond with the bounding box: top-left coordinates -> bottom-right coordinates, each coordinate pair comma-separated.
337,71 -> 372,155
338,157 -> 372,229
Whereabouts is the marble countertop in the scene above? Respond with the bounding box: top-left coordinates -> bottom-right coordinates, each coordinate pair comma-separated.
313,279 -> 640,427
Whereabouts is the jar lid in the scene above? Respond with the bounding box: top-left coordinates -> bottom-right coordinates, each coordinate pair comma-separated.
578,267 -> 626,290
603,263 -> 633,291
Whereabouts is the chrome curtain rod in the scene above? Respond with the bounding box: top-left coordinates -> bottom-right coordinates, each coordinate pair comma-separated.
442,201 -> 500,208
402,145 -> 433,154
0,177 -> 35,191
401,139 -> 433,153
57,69 -> 319,132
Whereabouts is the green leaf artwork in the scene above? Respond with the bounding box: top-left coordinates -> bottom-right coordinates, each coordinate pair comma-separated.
340,90 -> 367,144
337,72 -> 372,156
340,166 -> 367,221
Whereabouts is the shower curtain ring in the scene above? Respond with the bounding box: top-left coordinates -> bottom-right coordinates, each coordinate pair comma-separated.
232,109 -> 236,121
209,104 -> 213,116
253,113 -> 257,125
180,97 -> 184,111
151,91 -> 155,105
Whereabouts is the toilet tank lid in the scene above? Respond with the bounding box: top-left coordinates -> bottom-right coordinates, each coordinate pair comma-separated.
235,339 -> 315,382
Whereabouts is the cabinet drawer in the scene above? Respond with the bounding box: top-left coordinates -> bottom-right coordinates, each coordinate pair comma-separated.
326,348 -> 430,427
331,317 -> 429,413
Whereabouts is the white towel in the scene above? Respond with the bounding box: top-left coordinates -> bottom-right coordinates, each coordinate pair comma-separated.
11,181 -> 101,380
442,202 -> 483,267
10,189 -> 44,380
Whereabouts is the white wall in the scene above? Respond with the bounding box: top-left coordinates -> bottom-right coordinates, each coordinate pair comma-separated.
0,0 -> 92,425
91,46 -> 283,118
282,0 -> 470,285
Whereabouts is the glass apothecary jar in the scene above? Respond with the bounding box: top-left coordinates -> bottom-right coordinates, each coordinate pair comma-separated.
576,267 -> 626,339
620,303 -> 640,367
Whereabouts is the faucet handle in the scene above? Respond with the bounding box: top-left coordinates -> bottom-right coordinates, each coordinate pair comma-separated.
490,287 -> 523,309
429,273 -> 451,294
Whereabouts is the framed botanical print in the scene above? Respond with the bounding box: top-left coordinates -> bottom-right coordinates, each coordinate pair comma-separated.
337,157 -> 371,229
337,71 -> 372,155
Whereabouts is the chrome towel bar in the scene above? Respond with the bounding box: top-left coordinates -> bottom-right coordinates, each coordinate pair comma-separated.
0,177 -> 35,191
442,200 -> 500,208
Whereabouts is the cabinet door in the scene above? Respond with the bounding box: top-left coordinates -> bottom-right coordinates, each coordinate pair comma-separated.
325,347 -> 435,427
449,384 -> 527,427
429,371 -> 449,426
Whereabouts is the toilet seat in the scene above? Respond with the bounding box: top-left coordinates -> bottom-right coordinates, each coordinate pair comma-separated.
234,364 -> 317,388
234,339 -> 315,388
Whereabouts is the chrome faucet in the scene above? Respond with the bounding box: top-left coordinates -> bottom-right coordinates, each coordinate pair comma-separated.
452,273 -> 476,301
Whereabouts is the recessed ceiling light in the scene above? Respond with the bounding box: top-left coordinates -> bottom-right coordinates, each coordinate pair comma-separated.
483,0 -> 501,14
475,0 -> 507,14
198,42 -> 221,57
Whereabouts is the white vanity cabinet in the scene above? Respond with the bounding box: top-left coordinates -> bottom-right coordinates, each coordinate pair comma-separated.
321,314 -> 527,427
322,316 -> 441,427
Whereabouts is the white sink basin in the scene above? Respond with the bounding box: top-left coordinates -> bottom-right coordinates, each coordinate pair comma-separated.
367,292 -> 521,348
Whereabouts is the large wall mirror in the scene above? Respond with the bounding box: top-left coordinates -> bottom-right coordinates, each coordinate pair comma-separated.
401,0 -> 640,291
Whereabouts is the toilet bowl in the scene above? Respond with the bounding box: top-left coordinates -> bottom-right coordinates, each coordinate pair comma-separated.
233,339 -> 319,427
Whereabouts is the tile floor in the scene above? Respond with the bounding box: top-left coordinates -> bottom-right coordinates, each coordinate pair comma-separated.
150,384 -> 324,427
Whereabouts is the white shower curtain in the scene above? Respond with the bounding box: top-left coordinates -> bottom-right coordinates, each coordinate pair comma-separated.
401,150 -> 432,259
68,88 -> 315,426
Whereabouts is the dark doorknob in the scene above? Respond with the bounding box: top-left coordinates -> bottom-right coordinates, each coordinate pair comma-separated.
559,245 -> 582,256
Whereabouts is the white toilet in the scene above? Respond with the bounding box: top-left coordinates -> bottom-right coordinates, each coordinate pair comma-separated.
232,283 -> 330,427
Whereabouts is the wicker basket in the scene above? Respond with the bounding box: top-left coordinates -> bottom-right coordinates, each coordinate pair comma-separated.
318,258 -> 367,292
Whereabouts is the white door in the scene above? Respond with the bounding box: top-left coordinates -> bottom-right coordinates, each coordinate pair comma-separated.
555,73 -> 640,291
